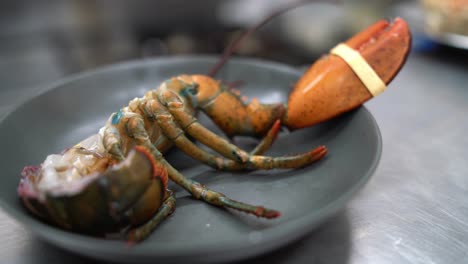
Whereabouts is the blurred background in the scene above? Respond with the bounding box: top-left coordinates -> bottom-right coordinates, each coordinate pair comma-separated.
0,0 -> 465,115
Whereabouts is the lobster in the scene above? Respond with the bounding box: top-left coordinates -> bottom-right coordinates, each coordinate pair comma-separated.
17,17 -> 411,242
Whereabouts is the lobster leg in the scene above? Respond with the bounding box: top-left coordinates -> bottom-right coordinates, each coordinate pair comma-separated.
170,170 -> 280,218
154,90 -> 249,163
249,120 -> 281,155
125,116 -> 280,218
153,93 -> 327,170
170,133 -> 325,170
153,110 -> 326,170
102,126 -> 125,161
126,190 -> 176,243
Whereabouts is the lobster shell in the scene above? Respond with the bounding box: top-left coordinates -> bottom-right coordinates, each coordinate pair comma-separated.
284,18 -> 411,129
18,147 -> 167,235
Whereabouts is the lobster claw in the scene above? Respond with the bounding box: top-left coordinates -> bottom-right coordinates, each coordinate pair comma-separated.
283,17 -> 411,130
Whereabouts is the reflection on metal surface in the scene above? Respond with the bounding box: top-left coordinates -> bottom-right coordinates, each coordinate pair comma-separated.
426,31 -> 468,49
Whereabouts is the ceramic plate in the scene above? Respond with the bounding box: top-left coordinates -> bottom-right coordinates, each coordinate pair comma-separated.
0,56 -> 381,263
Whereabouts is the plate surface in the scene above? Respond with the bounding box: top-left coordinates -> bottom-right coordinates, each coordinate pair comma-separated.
0,56 -> 381,263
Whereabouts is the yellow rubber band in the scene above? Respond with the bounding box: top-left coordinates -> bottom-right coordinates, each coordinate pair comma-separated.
330,43 -> 386,97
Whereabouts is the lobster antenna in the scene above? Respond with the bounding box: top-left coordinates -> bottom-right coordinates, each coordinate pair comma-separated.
208,0 -> 340,77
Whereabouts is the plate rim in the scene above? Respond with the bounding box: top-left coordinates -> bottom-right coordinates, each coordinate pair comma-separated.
0,56 -> 382,262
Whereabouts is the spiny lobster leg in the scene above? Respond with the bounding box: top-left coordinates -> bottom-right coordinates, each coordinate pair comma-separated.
126,190 -> 176,243
125,116 -> 280,218
155,91 -> 327,170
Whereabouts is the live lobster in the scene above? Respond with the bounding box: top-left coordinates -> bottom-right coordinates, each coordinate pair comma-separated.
17,18 -> 411,242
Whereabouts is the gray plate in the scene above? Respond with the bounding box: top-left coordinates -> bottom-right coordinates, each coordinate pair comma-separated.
0,56 -> 381,263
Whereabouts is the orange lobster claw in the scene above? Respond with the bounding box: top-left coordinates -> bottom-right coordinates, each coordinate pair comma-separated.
283,17 -> 411,130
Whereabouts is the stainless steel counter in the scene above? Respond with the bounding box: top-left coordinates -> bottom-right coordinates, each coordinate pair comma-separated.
1,49 -> 468,263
